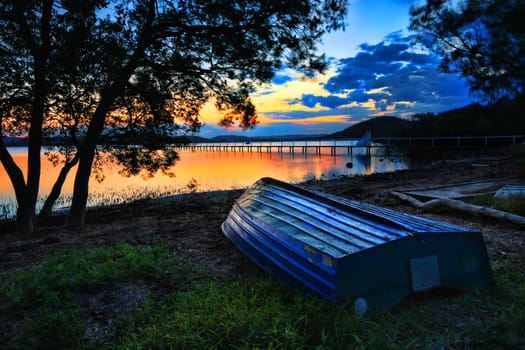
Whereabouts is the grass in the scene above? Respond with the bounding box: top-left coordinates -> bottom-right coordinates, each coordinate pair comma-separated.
464,193 -> 525,216
0,243 -> 209,349
0,200 -> 16,222
2,244 -> 185,307
1,244 -> 524,349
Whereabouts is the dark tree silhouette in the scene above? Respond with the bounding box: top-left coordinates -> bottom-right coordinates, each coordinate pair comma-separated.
0,0 -> 118,233
0,0 -> 55,234
63,0 -> 348,228
0,0 -> 348,233
410,0 -> 525,102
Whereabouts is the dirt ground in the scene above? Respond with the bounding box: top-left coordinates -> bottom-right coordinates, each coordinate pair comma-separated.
0,153 -> 524,275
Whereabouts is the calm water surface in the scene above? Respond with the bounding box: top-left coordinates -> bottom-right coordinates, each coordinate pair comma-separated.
0,145 -> 411,219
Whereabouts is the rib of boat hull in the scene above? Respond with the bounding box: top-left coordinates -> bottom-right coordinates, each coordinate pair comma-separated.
221,177 -> 493,309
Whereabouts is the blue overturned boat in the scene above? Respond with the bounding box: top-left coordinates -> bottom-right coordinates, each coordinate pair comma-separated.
221,177 -> 493,309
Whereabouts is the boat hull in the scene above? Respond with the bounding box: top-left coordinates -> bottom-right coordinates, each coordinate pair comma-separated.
221,177 -> 493,309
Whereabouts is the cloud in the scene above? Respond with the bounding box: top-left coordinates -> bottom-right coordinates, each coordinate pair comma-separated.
291,94 -> 351,109
299,33 -> 470,113
199,31 -> 473,137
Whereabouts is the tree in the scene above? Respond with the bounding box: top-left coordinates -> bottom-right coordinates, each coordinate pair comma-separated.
63,0 -> 348,228
410,0 -> 525,102
0,0 -> 123,233
0,0 -> 348,234
0,0 -> 56,234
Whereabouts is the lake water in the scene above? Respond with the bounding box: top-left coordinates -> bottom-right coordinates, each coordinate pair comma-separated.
0,144 -> 412,220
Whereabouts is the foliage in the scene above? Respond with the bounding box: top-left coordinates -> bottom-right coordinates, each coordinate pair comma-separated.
2,244 -> 524,349
111,147 -> 179,179
410,0 -> 525,102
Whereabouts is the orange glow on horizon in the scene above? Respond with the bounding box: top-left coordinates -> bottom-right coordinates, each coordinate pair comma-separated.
182,69 -> 416,134
199,69 -> 343,128
258,114 -> 353,126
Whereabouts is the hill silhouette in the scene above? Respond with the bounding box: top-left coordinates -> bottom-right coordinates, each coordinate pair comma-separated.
329,116 -> 409,138
328,98 -> 525,140
399,98 -> 525,137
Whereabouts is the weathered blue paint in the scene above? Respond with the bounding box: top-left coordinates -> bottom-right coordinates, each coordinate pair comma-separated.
221,177 -> 493,309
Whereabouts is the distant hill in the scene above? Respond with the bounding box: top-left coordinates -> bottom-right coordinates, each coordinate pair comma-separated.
2,137 -> 28,146
189,133 -> 327,143
400,98 -> 525,137
187,135 -> 252,143
328,116 -> 410,139
327,98 -> 525,140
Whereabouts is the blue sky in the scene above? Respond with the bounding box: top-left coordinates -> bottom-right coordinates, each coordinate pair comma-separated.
198,0 -> 473,138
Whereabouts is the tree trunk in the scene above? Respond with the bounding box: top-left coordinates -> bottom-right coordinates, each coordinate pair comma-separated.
390,191 -> 525,226
0,142 -> 34,235
16,195 -> 36,235
65,85 -> 124,227
65,145 -> 97,228
6,0 -> 53,236
64,2 -> 155,228
38,153 -> 80,219
21,61 -> 47,235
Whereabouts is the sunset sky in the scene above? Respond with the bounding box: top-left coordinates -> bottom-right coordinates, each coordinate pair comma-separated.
199,0 -> 473,138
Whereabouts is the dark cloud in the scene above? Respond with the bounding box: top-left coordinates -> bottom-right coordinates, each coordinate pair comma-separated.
296,94 -> 351,109
299,33 -> 470,112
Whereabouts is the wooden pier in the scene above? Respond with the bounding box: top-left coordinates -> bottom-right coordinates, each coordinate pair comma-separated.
176,135 -> 523,156
178,141 -> 388,156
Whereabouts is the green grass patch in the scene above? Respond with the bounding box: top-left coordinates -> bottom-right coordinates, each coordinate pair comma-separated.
98,258 -> 525,350
496,194 -> 525,216
20,304 -> 86,349
0,243 -> 206,349
464,193 -> 525,216
2,243 -> 195,309
102,278 -> 388,350
1,246 -> 524,349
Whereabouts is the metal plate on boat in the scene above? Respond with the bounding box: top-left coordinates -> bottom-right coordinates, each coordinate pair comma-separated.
410,255 -> 440,292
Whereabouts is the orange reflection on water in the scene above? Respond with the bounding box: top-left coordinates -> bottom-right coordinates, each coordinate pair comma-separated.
0,148 -> 78,198
177,150 -> 375,189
